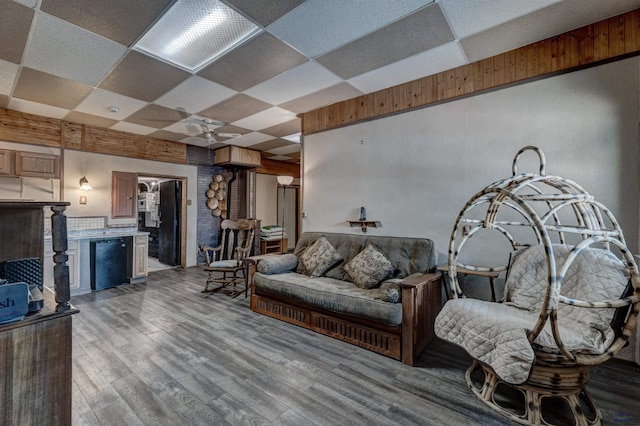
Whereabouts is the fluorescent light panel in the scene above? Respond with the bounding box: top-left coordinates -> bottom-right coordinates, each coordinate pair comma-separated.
134,0 -> 259,72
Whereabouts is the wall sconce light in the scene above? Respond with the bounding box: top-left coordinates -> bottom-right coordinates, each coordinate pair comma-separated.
79,176 -> 92,191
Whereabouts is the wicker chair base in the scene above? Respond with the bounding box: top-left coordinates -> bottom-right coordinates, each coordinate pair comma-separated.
465,360 -> 601,426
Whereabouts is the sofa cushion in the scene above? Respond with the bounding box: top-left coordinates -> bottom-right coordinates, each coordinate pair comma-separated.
344,243 -> 395,289
294,232 -> 437,281
256,254 -> 298,275
253,272 -> 403,326
299,236 -> 343,277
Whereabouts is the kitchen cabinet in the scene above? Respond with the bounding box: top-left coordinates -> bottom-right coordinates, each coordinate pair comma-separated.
44,240 -> 79,292
0,149 -> 13,175
15,151 -> 60,178
132,234 -> 149,279
0,149 -> 60,178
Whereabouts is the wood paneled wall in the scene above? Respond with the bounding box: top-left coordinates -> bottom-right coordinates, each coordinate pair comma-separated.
301,8 -> 640,135
256,157 -> 300,178
0,108 -> 297,174
0,108 -> 188,164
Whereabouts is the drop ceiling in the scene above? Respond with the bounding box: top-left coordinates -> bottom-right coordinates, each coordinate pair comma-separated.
1,0 -> 639,164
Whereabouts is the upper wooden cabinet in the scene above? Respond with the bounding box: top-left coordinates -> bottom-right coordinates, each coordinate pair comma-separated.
15,151 -> 60,178
112,171 -> 137,218
0,149 -> 14,175
0,149 -> 60,178
213,146 -> 261,168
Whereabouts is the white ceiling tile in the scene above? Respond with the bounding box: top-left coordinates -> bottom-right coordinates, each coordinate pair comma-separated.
228,132 -> 273,147
244,61 -> 341,105
154,76 -> 236,113
232,107 -> 297,131
0,60 -> 19,95
440,0 -> 560,38
348,42 -> 466,94
461,0 -> 640,63
267,144 -> 301,155
164,119 -> 206,135
110,121 -> 156,135
8,97 -> 69,118
267,0 -> 435,57
75,89 -> 148,120
23,13 -> 127,86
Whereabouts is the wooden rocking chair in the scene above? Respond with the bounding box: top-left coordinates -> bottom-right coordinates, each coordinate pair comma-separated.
201,219 -> 256,298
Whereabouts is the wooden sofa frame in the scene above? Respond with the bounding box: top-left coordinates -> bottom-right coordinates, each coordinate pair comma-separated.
248,263 -> 442,366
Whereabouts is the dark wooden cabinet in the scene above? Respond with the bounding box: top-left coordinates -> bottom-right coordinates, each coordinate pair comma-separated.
0,201 -> 75,425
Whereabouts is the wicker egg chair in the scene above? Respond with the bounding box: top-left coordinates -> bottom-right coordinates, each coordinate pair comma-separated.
435,146 -> 639,426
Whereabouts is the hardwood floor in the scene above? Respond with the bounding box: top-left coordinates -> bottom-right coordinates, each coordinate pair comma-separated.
70,267 -> 640,425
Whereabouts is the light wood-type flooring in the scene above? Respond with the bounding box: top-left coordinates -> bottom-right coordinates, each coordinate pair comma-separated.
71,267 -> 640,425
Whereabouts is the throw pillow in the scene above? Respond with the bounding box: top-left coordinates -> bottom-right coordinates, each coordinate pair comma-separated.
380,279 -> 402,303
344,243 -> 396,289
256,254 -> 298,275
299,236 -> 343,277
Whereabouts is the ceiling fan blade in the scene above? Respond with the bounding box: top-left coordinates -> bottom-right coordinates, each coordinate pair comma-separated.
175,107 -> 190,119
216,132 -> 242,138
185,123 -> 201,133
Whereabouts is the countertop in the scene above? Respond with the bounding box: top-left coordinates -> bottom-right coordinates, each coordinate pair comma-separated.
45,229 -> 149,241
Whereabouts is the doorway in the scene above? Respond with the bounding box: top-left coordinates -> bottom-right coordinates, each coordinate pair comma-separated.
278,185 -> 298,252
138,175 -> 186,272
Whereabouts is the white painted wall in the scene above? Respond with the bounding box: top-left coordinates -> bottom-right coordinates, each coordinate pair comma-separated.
303,57 -> 640,362
0,143 -> 200,267
303,57 -> 640,255
256,173 -> 278,227
63,150 -> 199,266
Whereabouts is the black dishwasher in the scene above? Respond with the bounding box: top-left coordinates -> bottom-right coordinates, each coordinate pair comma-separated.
90,238 -> 130,291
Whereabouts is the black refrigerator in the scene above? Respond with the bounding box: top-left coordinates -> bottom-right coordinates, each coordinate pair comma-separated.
90,238 -> 129,291
158,180 -> 181,266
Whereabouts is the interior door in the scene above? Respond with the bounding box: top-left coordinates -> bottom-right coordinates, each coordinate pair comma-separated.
278,186 -> 298,251
158,180 -> 181,266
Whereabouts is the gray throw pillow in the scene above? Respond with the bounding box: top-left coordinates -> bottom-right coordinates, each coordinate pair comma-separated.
380,279 -> 403,303
344,243 -> 395,289
299,236 -> 343,277
256,254 -> 298,275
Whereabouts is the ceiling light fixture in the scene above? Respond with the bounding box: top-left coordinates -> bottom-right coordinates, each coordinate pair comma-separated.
133,0 -> 260,72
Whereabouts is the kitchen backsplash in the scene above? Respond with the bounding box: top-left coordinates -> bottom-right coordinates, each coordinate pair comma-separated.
44,216 -> 137,234
67,216 -> 106,231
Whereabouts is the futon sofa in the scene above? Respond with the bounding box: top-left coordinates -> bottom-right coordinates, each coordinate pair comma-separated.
248,232 -> 441,365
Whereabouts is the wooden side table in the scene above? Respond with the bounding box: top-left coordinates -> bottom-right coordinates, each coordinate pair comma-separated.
437,264 -> 500,302
260,238 -> 287,254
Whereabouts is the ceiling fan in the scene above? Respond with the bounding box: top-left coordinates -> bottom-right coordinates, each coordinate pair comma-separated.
192,118 -> 242,146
